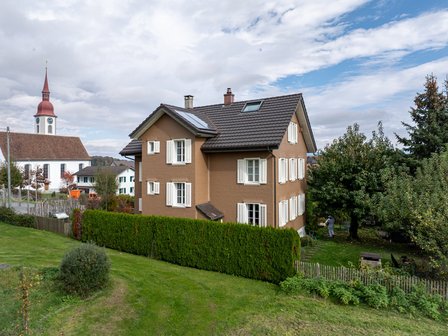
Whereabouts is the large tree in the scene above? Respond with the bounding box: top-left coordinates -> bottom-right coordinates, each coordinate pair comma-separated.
376,147 -> 448,278
308,123 -> 397,240
0,161 -> 24,188
396,74 -> 448,162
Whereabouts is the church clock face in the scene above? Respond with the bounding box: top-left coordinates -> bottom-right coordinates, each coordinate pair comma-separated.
36,117 -> 39,124
47,117 -> 53,124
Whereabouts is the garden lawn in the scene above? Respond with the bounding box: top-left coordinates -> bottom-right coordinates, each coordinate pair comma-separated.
1,222 -> 447,336
306,227 -> 422,267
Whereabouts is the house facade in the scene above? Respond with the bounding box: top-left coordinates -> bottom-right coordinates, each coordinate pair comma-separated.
74,166 -> 135,196
121,89 -> 316,232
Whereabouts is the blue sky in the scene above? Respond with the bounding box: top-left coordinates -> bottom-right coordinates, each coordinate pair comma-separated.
0,0 -> 447,156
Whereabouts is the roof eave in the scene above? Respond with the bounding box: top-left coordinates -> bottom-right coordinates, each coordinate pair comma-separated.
297,96 -> 317,153
201,144 -> 279,153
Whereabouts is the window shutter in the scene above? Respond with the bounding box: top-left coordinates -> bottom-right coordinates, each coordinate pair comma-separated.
185,139 -> 192,163
166,182 -> 173,206
237,203 -> 248,223
293,123 -> 298,143
154,182 -> 160,195
284,159 -> 289,183
237,159 -> 246,184
287,122 -> 292,143
278,158 -> 286,184
259,159 -> 267,184
260,204 -> 267,227
147,181 -> 152,195
154,141 -> 160,153
298,193 -> 305,215
138,198 -> 142,211
278,201 -> 284,227
289,159 -> 297,181
138,161 -> 142,182
185,183 -> 192,207
166,140 -> 174,164
289,196 -> 295,221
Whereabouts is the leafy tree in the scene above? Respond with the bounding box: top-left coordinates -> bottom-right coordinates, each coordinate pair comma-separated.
396,74 -> 448,163
376,147 -> 448,278
60,171 -> 75,194
308,123 -> 397,240
93,169 -> 118,211
0,161 -> 24,188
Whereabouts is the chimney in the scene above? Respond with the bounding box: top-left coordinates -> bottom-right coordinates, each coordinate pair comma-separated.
223,88 -> 234,106
184,95 -> 194,109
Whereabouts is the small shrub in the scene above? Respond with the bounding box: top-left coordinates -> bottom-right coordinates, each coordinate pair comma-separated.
362,283 -> 389,309
300,235 -> 315,247
0,206 -> 34,227
280,275 -> 307,295
389,287 -> 409,313
330,282 -> 360,305
407,284 -> 442,320
59,243 -> 110,297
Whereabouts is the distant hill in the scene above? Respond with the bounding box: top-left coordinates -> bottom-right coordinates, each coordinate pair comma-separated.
91,156 -> 134,169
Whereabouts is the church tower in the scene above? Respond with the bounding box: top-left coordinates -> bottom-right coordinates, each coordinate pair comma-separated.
34,68 -> 57,135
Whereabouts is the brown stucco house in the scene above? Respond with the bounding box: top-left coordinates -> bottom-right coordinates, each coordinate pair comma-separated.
120,89 -> 316,234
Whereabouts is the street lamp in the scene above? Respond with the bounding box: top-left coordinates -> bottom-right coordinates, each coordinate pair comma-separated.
6,126 -> 11,208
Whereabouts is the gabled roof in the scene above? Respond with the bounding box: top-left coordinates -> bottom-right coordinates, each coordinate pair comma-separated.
74,165 -> 132,177
119,139 -> 142,156
126,92 -> 316,154
0,132 -> 90,161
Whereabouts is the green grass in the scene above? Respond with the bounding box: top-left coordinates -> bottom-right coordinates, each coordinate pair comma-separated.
305,227 -> 421,267
1,222 -> 447,335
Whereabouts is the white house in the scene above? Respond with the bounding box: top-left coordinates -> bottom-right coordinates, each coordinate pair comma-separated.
0,69 -> 90,192
74,166 -> 135,196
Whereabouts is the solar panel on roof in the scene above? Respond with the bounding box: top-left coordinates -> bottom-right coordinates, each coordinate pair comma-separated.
175,110 -> 210,129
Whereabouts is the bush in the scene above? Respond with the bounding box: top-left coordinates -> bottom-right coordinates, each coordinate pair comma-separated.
362,283 -> 389,309
58,243 -> 110,297
81,210 -> 300,283
0,206 -> 34,227
330,282 -> 360,305
389,287 -> 408,313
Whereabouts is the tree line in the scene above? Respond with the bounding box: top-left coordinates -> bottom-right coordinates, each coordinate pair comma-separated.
308,74 -> 448,278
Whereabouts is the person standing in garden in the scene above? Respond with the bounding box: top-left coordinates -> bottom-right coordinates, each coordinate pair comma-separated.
325,215 -> 335,238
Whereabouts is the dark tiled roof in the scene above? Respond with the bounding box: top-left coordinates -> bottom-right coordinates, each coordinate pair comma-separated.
196,202 -> 224,220
119,139 -> 142,156
74,165 -> 131,177
0,132 -> 90,161
128,92 -> 317,153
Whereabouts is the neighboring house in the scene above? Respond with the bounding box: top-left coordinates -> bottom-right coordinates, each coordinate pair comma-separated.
120,89 -> 316,233
0,69 -> 90,192
74,166 -> 135,196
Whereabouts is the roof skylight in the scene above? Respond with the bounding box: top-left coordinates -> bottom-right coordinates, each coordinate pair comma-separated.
175,110 -> 209,129
242,101 -> 262,112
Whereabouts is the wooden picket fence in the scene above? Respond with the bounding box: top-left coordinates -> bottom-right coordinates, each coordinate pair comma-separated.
29,199 -> 84,217
33,216 -> 72,236
296,261 -> 448,299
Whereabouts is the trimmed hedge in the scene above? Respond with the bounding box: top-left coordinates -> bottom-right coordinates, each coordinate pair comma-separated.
81,210 -> 300,283
0,206 -> 35,227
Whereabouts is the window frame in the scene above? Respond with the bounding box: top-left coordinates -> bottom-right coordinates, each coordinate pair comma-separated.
147,181 -> 160,195
147,140 -> 160,155
237,202 -> 267,227
237,158 -> 267,185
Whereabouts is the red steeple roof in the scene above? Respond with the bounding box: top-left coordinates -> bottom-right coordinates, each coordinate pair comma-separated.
34,67 -> 56,117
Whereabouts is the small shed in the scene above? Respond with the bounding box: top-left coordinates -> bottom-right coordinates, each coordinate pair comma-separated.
360,252 -> 382,268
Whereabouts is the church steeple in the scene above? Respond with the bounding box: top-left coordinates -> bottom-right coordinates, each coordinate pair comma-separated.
34,67 -> 57,135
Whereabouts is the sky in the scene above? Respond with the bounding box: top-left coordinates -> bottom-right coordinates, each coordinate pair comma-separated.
1,0 -> 447,157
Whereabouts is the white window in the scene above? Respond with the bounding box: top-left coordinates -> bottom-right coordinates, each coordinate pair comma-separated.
289,195 -> 298,221
130,187 -> 134,193
147,181 -> 160,195
166,182 -> 191,207
298,193 -> 306,216
278,158 -> 288,184
298,158 -> 306,180
289,158 -> 297,181
83,176 -> 89,183
237,158 -> 267,185
237,203 -> 267,227
288,122 -> 298,144
119,176 -> 126,183
147,140 -> 160,155
166,139 -> 192,164
119,188 -> 126,194
278,200 -> 289,227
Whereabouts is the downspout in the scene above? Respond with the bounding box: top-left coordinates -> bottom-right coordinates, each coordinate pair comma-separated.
269,148 -> 277,228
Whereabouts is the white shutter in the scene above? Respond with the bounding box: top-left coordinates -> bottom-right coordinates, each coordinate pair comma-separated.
138,198 -> 142,211
154,182 -> 160,195
237,159 -> 246,184
185,183 -> 192,207
287,122 -> 293,143
166,140 -> 174,164
293,123 -> 298,144
138,161 -> 142,182
185,139 -> 192,163
289,159 -> 297,181
278,201 -> 284,227
237,203 -> 248,223
154,141 -> 160,153
298,193 -> 305,216
284,200 -> 289,225
147,181 -> 152,195
259,159 -> 267,184
289,196 -> 295,221
260,204 -> 267,227
166,182 -> 173,206
297,158 -> 305,180
278,158 -> 286,184
284,159 -> 289,182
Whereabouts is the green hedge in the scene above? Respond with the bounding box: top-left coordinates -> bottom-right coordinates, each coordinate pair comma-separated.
0,206 -> 35,227
81,210 -> 300,283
